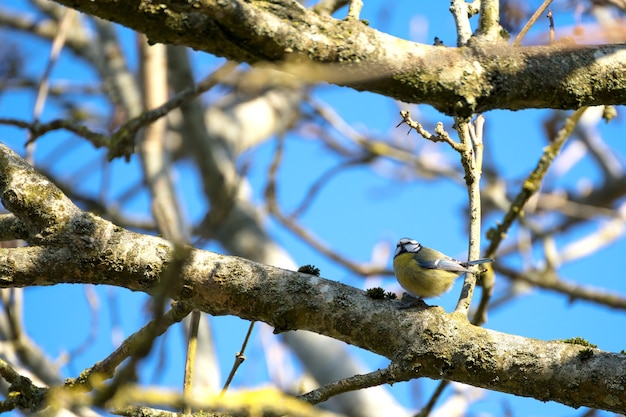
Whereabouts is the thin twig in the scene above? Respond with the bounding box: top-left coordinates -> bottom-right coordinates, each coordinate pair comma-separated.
310,99 -> 461,180
548,9 -> 555,44
1,117 -> 109,147
397,110 -> 463,152
416,380 -> 450,417
298,365 -> 398,404
512,0 -> 553,45
289,157 -> 370,219
221,321 -> 255,395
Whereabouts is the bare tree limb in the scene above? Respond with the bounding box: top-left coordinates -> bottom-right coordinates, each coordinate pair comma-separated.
0,143 -> 625,413
50,0 -> 626,116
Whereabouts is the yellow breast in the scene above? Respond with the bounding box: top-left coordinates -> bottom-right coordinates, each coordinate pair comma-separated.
393,252 -> 459,298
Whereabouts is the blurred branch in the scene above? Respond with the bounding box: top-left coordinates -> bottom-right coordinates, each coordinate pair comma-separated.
138,39 -> 188,244
108,60 -> 239,160
1,61 -> 238,161
494,180 -> 626,260
558,203 -> 625,264
485,107 -> 588,258
29,8 -> 75,149
495,264 -> 626,310
0,359 -> 46,413
310,100 -> 462,181
576,107 -> 624,181
288,157 -> 368,219
111,386 -> 342,417
68,302 -> 193,388
265,136 -> 387,276
0,118 -> 109,148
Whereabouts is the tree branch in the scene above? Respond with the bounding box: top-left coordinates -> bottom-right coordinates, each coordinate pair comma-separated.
0,143 -> 625,412
51,0 -> 626,116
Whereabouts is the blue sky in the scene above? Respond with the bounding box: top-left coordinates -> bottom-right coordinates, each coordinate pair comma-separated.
1,0 -> 626,416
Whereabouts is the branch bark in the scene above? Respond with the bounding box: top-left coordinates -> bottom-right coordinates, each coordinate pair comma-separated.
53,0 -> 626,116
0,143 -> 625,413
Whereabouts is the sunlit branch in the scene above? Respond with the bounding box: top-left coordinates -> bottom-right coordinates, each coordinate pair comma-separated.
454,117 -> 484,316
449,0 -> 474,45
346,0 -> 363,20
475,0 -> 501,41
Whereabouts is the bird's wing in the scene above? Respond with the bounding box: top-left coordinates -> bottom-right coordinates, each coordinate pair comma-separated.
414,256 -> 470,272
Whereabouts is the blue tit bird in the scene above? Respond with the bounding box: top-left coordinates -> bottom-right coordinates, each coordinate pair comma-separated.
393,237 -> 493,298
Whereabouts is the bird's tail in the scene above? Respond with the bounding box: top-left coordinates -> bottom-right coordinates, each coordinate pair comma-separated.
463,258 -> 494,267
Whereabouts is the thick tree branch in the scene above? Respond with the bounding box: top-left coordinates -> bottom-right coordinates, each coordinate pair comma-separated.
0,143 -> 625,413
53,0 -> 626,116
